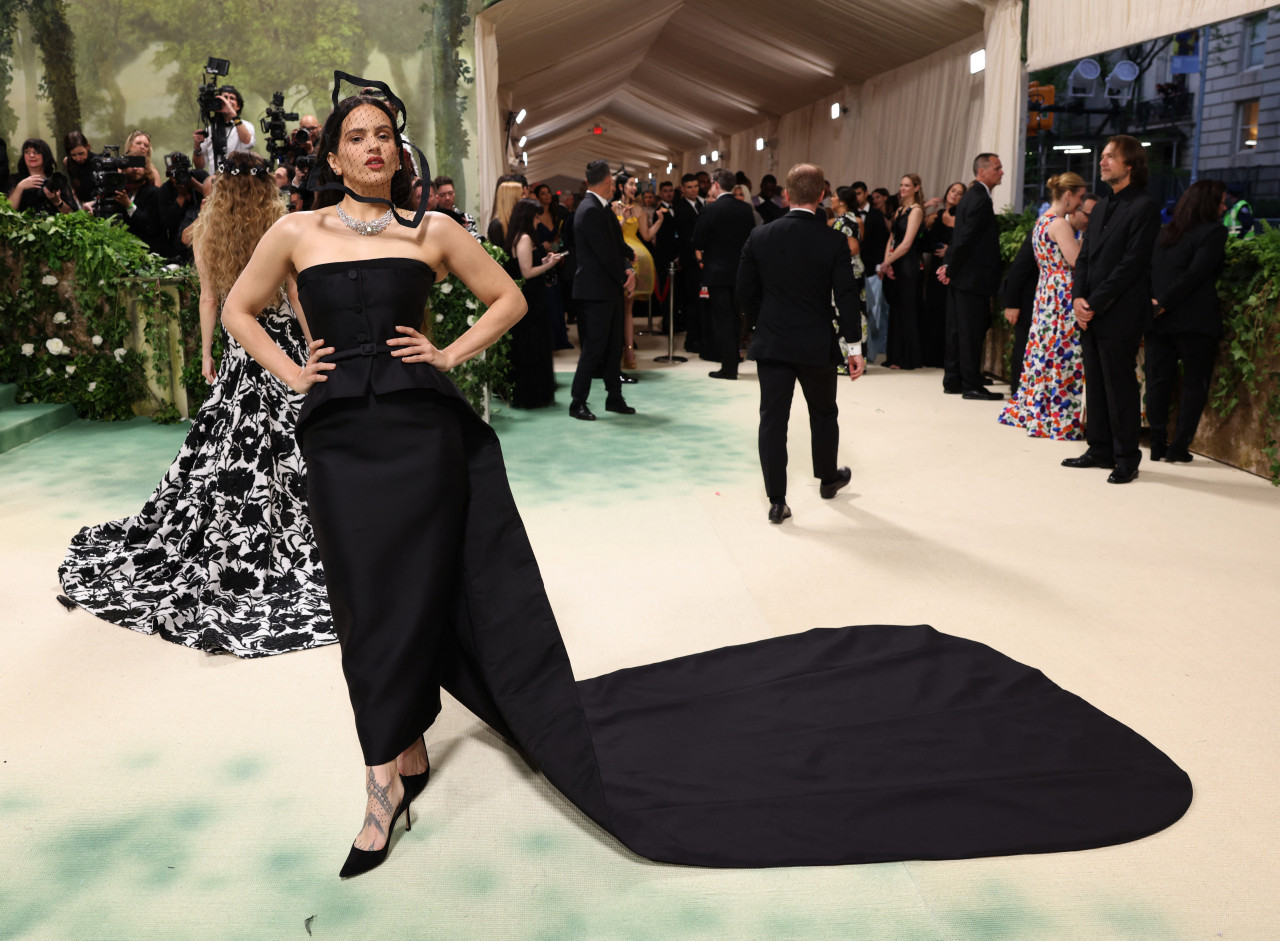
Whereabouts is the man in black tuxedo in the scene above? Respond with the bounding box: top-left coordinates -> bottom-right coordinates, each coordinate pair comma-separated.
693,167 -> 757,380
754,174 -> 786,223
672,173 -> 705,351
737,163 -> 864,524
938,153 -> 1004,400
1064,135 -> 1162,483
569,159 -> 636,421
854,180 -> 889,361
653,179 -> 679,329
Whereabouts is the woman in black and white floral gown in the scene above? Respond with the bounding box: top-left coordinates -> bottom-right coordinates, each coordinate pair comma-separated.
58,152 -> 333,657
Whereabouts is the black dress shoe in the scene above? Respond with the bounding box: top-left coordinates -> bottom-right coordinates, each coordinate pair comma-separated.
569,402 -> 596,421
1107,466 -> 1139,484
943,386 -> 962,395
708,370 -> 738,380
768,503 -> 791,524
605,398 -> 636,415
961,388 -> 1004,400
618,373 -> 638,384
819,467 -> 852,499
1166,446 -> 1193,463
1061,453 -> 1115,469
1149,441 -> 1167,462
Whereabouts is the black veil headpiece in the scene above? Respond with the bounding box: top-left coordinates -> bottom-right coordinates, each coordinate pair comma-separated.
306,71 -> 432,229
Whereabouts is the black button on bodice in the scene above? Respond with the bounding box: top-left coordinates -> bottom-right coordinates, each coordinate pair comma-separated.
347,269 -> 358,280
357,333 -> 369,342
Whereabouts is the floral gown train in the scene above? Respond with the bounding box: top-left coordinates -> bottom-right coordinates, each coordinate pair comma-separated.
998,212 -> 1084,440
58,303 -> 334,657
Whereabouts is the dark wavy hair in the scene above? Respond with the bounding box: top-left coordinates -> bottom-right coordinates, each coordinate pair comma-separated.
13,138 -> 55,182
311,95 -> 414,210
504,197 -> 542,256
1162,179 -> 1226,247
1107,134 -> 1149,190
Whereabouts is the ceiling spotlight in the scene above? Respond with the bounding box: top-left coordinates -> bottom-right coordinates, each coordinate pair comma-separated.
515,108 -> 527,124
711,149 -> 719,161
517,135 -> 527,148
1067,58 -> 1101,98
521,151 -> 528,165
666,162 -> 673,173
830,102 -> 840,120
969,49 -> 986,74
1141,141 -> 1152,147
1104,60 -> 1139,102
700,154 -> 707,165
756,137 -> 764,151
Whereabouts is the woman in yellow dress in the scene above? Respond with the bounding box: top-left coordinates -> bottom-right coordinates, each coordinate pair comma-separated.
612,171 -> 667,369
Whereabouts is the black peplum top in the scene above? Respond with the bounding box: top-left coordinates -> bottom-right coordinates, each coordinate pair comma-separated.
294,257 -> 467,430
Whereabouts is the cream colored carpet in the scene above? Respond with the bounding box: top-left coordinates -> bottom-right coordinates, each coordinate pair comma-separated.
1,337 -> 1278,940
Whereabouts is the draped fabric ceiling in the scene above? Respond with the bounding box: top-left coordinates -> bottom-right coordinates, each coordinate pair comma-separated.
475,0 -> 1276,223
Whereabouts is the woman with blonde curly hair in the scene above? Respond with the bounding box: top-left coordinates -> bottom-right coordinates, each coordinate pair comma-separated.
124,129 -> 164,187
58,150 -> 335,658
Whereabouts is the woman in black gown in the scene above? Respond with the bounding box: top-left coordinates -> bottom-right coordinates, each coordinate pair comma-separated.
921,181 -> 965,368
223,76 -> 1192,880
881,174 -> 925,370
505,197 -> 566,408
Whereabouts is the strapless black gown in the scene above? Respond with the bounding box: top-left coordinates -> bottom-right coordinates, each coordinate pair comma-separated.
295,257 -> 1191,865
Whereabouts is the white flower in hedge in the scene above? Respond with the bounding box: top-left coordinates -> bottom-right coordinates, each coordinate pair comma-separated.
466,315 -> 477,326
114,347 -> 127,363
92,335 -> 103,347
45,367 -> 53,376
52,311 -> 68,324
65,365 -> 76,376
438,282 -> 453,294
41,275 -> 58,286
45,338 -> 67,355
88,382 -> 97,392
98,279 -> 106,286
464,299 -> 477,310
435,313 -> 444,323
165,264 -> 181,272
21,343 -> 34,356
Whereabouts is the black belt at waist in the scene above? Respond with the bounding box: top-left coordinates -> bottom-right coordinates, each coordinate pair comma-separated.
326,343 -> 394,362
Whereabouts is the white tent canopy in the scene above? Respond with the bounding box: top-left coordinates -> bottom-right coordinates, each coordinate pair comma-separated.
475,0 -> 1274,223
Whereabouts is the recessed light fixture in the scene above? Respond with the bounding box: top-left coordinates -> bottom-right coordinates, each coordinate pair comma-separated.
756,137 -> 764,151
515,108 -> 526,124
700,154 -> 707,165
830,102 -> 840,119
970,49 -> 986,74
518,135 -> 527,148
711,150 -> 719,161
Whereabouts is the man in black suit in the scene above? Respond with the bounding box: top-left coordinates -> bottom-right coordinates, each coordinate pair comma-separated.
754,174 -> 786,223
854,180 -> 889,361
653,179 -> 679,329
737,163 -> 864,524
569,159 -> 636,421
1001,192 -> 1098,395
1064,135 -> 1162,483
672,173 -> 705,351
938,153 -> 1004,400
693,167 -> 757,380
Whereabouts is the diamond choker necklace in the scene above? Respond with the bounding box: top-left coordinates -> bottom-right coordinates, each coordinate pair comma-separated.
337,204 -> 395,236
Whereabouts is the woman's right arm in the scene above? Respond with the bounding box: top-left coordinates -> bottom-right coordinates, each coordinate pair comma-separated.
222,214 -> 333,393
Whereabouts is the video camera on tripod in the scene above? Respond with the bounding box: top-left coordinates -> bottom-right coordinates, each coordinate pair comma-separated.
195,56 -> 238,169
260,91 -> 301,170
88,145 -> 148,217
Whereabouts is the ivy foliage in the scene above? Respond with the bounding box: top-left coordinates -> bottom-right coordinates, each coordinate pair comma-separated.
1210,223 -> 1280,484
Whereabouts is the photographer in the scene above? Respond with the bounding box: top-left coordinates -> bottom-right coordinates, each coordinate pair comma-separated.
113,135 -> 167,255
158,151 -> 209,262
192,87 -> 255,171
63,131 -> 95,205
7,138 -> 79,215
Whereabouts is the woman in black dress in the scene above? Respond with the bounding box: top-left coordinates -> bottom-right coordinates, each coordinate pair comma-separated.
222,77 -> 1192,880
921,181 -> 965,368
7,138 -> 78,215
1146,179 -> 1229,463
880,174 -> 925,369
223,89 -> 529,877
505,197 -> 567,407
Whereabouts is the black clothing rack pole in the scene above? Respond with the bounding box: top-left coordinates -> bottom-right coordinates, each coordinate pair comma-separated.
654,262 -> 687,364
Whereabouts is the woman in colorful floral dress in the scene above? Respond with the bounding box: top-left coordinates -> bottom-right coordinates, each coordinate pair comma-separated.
998,173 -> 1087,440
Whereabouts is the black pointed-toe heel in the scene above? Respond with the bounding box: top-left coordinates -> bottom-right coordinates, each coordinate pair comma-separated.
401,750 -> 431,804
339,791 -> 412,879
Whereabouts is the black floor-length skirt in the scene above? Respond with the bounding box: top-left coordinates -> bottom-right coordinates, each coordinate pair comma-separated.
296,379 -> 1193,865
301,390 -> 468,765
885,257 -> 924,369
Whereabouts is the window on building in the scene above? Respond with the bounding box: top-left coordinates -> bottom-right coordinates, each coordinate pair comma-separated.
1238,99 -> 1260,150
1244,15 -> 1267,69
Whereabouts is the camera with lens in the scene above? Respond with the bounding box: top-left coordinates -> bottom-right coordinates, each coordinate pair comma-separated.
165,152 -> 194,187
88,145 -> 147,217
195,56 -> 236,165
261,90 -> 301,169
